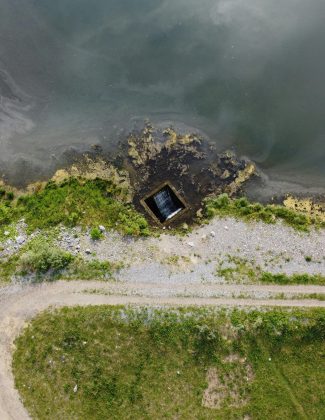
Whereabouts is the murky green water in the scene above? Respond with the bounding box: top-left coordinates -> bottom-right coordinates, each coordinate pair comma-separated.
0,0 -> 325,188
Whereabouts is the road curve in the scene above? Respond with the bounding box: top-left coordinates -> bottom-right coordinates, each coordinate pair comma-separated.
1,280 -> 325,420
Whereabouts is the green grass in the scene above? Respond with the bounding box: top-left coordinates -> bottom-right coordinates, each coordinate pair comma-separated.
90,227 -> 103,241
18,236 -> 73,276
259,272 -> 325,285
0,178 -> 149,236
203,194 -> 325,231
0,235 -> 119,282
13,307 -> 325,420
216,255 -> 325,285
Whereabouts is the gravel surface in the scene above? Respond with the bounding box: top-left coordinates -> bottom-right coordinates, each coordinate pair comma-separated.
57,217 -> 325,284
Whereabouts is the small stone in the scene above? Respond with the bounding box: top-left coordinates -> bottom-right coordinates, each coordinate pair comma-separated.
177,370 -> 181,375
99,225 -> 106,233
210,231 -> 216,237
85,249 -> 91,254
268,358 -> 272,361
4,231 -> 10,236
76,245 -> 80,250
73,384 -> 78,393
16,236 -> 25,245
224,226 -> 229,230
187,242 -> 195,247
201,234 -> 207,240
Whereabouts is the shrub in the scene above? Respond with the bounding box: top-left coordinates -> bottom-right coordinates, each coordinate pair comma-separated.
0,203 -> 14,226
211,193 -> 230,209
6,191 -> 14,201
19,237 -> 73,275
234,197 -> 249,208
90,227 -> 102,241
66,258 -> 114,280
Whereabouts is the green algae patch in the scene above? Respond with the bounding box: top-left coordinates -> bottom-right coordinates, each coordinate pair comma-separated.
204,193 -> 325,231
13,307 -> 325,419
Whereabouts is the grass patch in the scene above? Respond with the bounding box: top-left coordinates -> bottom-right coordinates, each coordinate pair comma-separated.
63,258 -> 120,281
216,255 -> 325,285
90,227 -> 103,241
13,307 -> 325,419
273,293 -> 325,301
18,236 -> 73,276
260,272 -> 325,286
0,178 -> 149,236
0,235 -> 119,282
204,193 -> 325,231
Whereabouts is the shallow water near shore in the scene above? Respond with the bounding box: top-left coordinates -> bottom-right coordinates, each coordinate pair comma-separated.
0,0 -> 325,191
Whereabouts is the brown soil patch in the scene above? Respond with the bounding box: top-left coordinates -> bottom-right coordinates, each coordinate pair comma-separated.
202,354 -> 254,410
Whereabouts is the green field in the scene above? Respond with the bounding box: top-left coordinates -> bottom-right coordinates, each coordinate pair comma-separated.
13,307 -> 325,419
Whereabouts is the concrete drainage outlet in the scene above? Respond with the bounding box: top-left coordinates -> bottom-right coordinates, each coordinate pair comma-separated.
141,182 -> 187,225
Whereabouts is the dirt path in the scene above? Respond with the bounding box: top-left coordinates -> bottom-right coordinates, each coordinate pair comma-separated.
1,280 -> 325,420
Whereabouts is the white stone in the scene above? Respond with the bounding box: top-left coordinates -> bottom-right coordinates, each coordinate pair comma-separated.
99,225 -> 106,232
187,242 -> 195,247
210,231 -> 216,237
73,384 -> 78,393
85,249 -> 91,254
16,236 -> 25,245
4,231 -> 10,236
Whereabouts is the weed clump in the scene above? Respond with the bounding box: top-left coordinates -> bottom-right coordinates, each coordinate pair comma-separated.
65,258 -> 117,280
19,237 -> 73,276
204,193 -> 324,231
259,272 -> 325,285
90,227 -> 102,241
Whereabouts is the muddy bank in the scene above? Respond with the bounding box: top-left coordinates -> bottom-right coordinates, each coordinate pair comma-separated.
1,122 -> 325,226
119,123 -> 256,225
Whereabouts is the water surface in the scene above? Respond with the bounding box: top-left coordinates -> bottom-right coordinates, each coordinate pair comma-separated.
0,0 -> 325,188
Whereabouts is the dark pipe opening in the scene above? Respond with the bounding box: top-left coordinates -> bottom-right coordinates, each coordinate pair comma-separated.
143,183 -> 186,224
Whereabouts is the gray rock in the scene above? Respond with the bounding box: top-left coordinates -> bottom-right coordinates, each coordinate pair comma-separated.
16,236 -> 25,245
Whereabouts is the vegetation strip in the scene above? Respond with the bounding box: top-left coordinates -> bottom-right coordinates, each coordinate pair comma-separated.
0,178 -> 149,239
203,193 -> 325,231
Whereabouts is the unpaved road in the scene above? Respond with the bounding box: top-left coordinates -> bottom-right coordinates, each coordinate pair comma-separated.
1,280 -> 325,420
